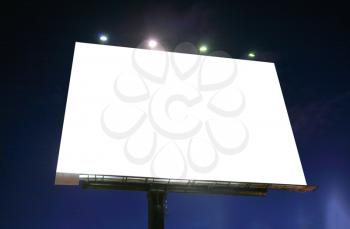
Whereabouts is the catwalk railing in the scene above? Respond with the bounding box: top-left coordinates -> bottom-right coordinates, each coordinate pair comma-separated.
79,174 -> 317,197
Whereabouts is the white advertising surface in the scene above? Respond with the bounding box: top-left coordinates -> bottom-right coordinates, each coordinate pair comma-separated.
56,42 -> 307,185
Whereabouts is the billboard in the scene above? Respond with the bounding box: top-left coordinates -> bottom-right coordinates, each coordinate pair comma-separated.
56,42 -> 307,186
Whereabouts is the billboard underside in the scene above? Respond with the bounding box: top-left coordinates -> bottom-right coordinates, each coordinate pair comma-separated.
56,173 -> 316,196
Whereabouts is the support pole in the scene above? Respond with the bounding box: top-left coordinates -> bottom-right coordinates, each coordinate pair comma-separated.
148,190 -> 167,229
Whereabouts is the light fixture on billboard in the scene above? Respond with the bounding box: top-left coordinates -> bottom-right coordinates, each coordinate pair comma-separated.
99,34 -> 108,42
199,45 -> 208,53
148,39 -> 158,49
248,51 -> 256,58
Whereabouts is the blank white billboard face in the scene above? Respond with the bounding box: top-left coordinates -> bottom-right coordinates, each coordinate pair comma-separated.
56,42 -> 307,185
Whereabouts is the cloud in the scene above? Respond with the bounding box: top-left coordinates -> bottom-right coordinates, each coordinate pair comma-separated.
289,91 -> 350,138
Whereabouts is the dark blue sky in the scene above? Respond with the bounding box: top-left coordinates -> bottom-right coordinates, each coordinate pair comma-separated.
2,1 -> 350,228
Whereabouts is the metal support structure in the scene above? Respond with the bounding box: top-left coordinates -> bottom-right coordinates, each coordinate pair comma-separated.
79,175 -> 317,229
148,190 -> 167,229
79,174 -> 316,195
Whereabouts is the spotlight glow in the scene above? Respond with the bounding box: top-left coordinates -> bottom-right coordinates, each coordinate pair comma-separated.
148,39 -> 158,49
99,35 -> 108,42
199,45 -> 208,53
248,52 -> 256,58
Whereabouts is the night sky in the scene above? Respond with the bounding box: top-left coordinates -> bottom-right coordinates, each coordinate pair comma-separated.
2,1 -> 350,228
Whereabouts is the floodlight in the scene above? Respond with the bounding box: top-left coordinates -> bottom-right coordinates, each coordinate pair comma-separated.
148,39 -> 158,49
99,34 -> 108,42
248,52 -> 256,58
199,45 -> 208,53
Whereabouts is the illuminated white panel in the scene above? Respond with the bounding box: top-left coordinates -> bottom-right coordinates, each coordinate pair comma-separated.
56,42 -> 307,185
